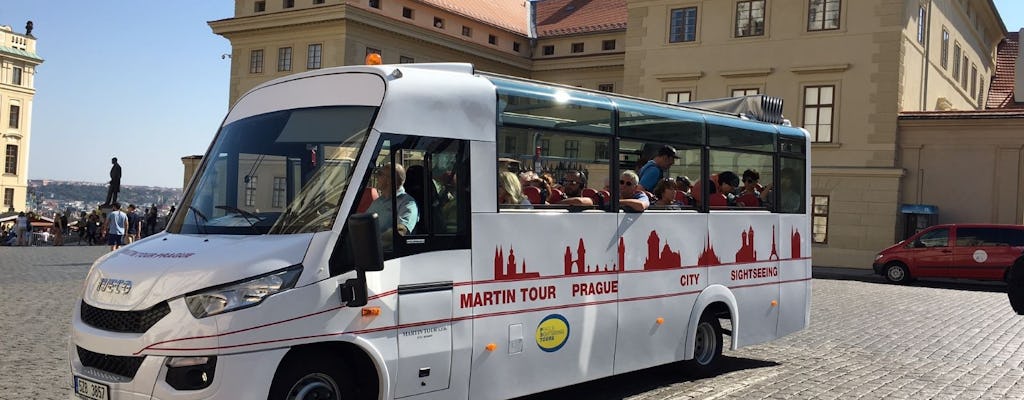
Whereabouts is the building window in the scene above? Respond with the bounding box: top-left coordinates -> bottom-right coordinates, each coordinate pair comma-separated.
402,7 -> 413,19
433,17 -> 445,29
250,49 -> 264,74
512,41 -> 521,52
8,105 -> 19,129
307,44 -> 322,69
245,176 -> 258,207
735,1 -> 765,37
812,195 -> 829,244
970,64 -> 978,100
369,0 -> 380,9
11,67 -> 22,86
602,40 -> 616,50
598,83 -> 614,92
940,28 -> 949,70
978,78 -> 985,105
803,85 -> 834,142
564,140 -> 580,158
278,47 -> 292,72
313,0 -> 324,4
488,35 -> 497,45
399,55 -> 415,63
542,45 -> 554,55
254,1 -> 266,12
666,91 -> 691,103
807,0 -> 839,31
961,56 -> 968,89
571,42 -> 584,53
283,0 -> 294,8
273,177 -> 286,208
595,141 -> 609,160
732,88 -> 759,97
917,5 -> 926,45
4,145 -> 16,174
462,26 -> 472,37
2,188 -> 12,208
670,7 -> 698,43
952,43 -> 961,78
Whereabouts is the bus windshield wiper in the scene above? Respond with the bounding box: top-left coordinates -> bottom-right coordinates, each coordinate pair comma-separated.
188,205 -> 208,234
216,205 -> 262,234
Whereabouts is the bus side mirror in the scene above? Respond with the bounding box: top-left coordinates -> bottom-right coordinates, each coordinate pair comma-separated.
348,212 -> 384,272
339,213 -> 383,308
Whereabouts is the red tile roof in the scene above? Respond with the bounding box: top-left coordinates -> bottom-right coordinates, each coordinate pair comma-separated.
535,0 -> 627,37
986,31 -> 1021,109
416,0 -> 530,35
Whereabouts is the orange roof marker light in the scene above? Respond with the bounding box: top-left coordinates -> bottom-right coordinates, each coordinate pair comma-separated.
771,300 -> 778,307
655,317 -> 664,325
365,53 -> 382,65
485,343 -> 497,352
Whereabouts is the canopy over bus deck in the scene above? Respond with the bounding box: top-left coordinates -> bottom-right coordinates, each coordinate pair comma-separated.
225,63 -> 807,144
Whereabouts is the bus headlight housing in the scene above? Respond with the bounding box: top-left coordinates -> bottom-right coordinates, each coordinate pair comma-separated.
185,265 -> 302,318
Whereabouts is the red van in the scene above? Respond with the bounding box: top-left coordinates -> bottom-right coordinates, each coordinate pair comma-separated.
873,224 -> 1024,284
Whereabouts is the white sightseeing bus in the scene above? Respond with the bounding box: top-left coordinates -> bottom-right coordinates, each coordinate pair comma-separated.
69,63 -> 811,400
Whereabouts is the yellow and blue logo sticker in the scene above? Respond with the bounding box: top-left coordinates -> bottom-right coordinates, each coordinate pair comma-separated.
536,314 -> 570,352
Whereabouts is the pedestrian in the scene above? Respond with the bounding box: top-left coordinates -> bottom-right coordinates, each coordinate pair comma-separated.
15,211 -> 28,246
52,213 -> 64,246
105,203 -> 128,251
126,204 -> 141,244
145,205 -> 158,237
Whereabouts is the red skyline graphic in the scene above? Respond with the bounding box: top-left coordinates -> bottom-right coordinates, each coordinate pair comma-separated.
490,225 -> 805,279
698,235 -> 722,266
735,226 -> 758,263
563,237 -> 626,275
644,231 -> 682,270
791,227 -> 802,259
494,246 -> 541,280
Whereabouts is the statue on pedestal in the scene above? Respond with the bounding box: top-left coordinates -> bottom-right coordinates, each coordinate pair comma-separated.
105,157 -> 121,206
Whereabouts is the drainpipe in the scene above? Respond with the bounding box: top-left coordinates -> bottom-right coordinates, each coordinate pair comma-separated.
527,0 -> 538,58
921,0 -> 933,110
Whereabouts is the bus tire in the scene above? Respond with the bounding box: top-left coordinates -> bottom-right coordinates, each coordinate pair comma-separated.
685,311 -> 723,377
1007,262 -> 1024,315
884,262 -> 912,284
268,356 -> 354,400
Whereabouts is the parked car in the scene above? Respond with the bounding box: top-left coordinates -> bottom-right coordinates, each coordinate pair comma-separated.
873,224 -> 1024,284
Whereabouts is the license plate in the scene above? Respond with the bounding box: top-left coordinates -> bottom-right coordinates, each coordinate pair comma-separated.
74,376 -> 109,400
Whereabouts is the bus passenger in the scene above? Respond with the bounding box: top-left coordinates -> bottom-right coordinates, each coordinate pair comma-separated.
717,171 -> 740,206
638,145 -> 679,191
652,179 -> 681,209
619,170 -> 650,212
760,167 -> 802,212
367,163 -> 419,245
561,170 -> 586,198
498,171 -> 531,208
738,169 -> 763,207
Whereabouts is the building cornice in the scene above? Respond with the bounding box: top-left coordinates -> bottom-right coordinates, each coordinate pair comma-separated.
719,68 -> 773,78
813,167 -> 905,178
532,53 -> 624,71
790,64 -> 850,74
653,72 -> 704,81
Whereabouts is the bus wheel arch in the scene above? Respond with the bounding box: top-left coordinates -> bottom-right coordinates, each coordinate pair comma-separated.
267,341 -> 380,400
685,285 -> 737,359
1007,258 -> 1024,315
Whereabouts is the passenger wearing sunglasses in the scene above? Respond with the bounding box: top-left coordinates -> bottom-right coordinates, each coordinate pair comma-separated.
619,170 -> 650,212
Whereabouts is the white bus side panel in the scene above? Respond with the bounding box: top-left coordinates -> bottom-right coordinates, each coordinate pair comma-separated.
613,211 -> 708,374
777,214 -> 812,337
467,212 -> 619,400
706,212 -> 780,348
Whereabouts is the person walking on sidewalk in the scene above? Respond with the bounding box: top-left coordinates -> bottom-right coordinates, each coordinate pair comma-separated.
105,203 -> 128,251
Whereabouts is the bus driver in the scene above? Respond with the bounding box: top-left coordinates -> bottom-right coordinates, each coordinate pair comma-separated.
366,163 -> 419,248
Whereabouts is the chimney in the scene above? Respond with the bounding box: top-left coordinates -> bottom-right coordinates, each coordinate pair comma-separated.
1017,29 -> 1023,103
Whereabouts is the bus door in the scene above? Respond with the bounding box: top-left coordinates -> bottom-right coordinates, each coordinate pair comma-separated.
370,135 -> 472,397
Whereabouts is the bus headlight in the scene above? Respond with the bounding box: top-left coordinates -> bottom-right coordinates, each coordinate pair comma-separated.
185,266 -> 302,318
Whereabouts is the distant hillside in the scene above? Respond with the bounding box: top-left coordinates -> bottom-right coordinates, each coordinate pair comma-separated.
26,180 -> 182,215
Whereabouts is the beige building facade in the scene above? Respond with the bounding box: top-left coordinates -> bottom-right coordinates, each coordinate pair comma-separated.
0,23 -> 42,213
208,0 -> 1016,268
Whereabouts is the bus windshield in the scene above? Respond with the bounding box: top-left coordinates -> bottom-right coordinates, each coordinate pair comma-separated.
168,106 -> 376,235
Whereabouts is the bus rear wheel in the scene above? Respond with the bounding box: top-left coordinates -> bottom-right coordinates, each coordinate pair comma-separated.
268,357 -> 354,400
685,312 -> 723,377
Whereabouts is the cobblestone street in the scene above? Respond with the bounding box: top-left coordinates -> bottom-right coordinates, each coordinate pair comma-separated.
4,246 -> 1024,399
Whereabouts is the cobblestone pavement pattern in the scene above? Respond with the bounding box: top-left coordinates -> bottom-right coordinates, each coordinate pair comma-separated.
5,247 -> 1024,399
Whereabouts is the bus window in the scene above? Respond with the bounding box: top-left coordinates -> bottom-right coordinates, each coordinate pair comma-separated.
497,126 -> 612,210
620,140 -> 700,210
776,158 -> 806,214
708,149 -> 773,209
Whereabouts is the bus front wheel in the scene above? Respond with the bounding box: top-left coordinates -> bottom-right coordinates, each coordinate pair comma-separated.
268,356 -> 354,400
685,312 -> 723,377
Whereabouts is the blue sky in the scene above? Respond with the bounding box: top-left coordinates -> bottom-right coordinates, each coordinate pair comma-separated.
5,1 -> 1024,189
